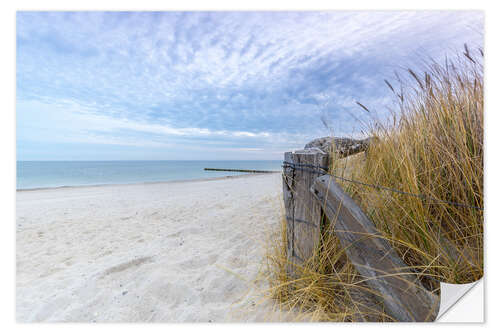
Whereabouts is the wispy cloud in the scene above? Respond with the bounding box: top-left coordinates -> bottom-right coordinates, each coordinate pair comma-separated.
16,11 -> 483,160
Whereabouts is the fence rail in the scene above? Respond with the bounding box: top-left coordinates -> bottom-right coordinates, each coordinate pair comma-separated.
311,174 -> 439,322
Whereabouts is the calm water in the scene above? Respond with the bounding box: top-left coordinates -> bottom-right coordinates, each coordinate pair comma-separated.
17,160 -> 283,190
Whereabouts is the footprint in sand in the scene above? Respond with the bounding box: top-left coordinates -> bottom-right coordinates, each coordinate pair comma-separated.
179,253 -> 218,270
100,256 -> 153,278
166,231 -> 182,238
96,250 -> 113,258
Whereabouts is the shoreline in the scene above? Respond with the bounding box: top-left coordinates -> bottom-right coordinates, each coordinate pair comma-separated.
16,171 -> 282,192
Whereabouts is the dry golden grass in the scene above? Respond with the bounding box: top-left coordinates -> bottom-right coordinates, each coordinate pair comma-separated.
337,46 -> 483,284
263,46 -> 483,321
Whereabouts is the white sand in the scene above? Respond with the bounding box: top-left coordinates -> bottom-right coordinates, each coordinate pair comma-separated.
16,173 -> 285,322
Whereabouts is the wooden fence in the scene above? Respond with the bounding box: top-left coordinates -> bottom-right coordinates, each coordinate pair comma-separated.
282,148 -> 440,322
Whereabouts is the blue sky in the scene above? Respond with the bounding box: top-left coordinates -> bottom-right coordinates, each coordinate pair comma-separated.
16,11 -> 483,160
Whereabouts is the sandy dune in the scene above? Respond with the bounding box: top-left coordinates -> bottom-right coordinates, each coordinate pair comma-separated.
16,173 -> 284,322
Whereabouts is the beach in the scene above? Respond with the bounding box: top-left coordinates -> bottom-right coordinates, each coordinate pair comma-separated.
16,173 -> 283,322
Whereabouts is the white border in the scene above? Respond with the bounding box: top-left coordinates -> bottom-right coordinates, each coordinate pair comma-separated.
2,1 -> 495,332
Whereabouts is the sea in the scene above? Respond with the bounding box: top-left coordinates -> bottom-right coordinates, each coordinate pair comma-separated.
16,160 -> 283,190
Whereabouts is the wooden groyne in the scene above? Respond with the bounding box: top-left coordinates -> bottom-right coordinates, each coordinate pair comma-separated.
204,168 -> 280,174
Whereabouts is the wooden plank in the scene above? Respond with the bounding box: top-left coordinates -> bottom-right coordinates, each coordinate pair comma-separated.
282,149 -> 329,272
311,175 -> 440,322
348,286 -> 387,322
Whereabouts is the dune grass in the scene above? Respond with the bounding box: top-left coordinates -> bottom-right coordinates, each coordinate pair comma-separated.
263,46 -> 483,321
340,46 -> 483,284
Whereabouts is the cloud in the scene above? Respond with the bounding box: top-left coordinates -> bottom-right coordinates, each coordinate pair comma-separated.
16,11 -> 484,160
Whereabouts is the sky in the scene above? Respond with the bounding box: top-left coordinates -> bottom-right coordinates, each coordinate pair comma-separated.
16,11 -> 483,161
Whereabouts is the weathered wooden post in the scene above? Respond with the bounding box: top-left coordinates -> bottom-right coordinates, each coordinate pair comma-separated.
311,175 -> 440,322
282,148 -> 329,272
